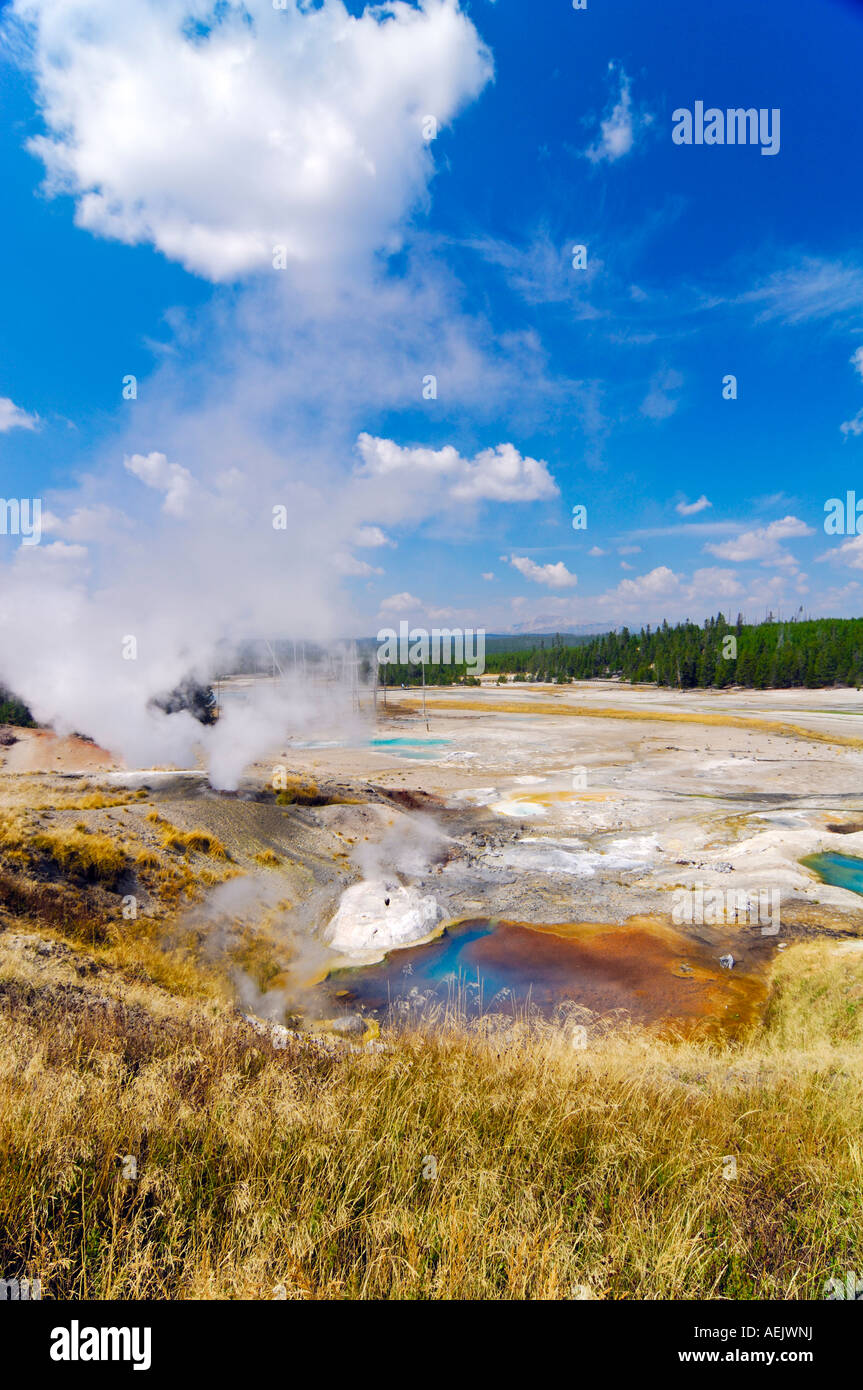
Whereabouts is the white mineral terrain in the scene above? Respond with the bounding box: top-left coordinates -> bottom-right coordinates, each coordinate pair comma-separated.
324,878 -> 444,960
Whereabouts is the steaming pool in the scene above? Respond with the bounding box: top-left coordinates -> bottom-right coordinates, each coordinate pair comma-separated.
325,917 -> 769,1033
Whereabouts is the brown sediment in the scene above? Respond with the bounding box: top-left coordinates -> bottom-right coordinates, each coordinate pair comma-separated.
510,915 -> 770,1035
0,729 -> 119,774
329,913 -> 770,1038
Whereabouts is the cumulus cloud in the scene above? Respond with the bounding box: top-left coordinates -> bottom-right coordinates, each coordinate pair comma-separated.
355,435 -> 559,503
704,515 -> 813,568
41,504 -> 131,542
10,0 -> 492,280
124,451 -> 195,517
0,396 -> 39,432
610,565 -> 681,602
583,564 -> 743,624
333,553 -> 383,578
688,565 -> 744,600
507,555 -> 577,589
378,591 -> 423,614
585,63 -> 650,164
353,525 -> 394,549
817,534 -> 863,571
676,494 -> 711,516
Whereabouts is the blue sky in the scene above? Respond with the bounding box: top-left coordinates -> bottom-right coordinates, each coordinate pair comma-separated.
2,0 -> 863,645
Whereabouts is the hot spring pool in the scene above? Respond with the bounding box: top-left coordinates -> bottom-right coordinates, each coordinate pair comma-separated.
368,737 -> 452,761
803,851 -> 863,895
288,736 -> 452,759
325,917 -> 768,1031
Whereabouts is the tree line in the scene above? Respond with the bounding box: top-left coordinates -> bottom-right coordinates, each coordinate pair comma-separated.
372,615 -> 863,689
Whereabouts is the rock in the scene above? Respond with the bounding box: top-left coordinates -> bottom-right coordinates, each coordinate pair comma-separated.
325,878 -> 443,956
324,1013 -> 366,1036
719,953 -> 735,969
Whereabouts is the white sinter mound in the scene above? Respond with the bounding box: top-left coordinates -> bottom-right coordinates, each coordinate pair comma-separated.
325,879 -> 443,957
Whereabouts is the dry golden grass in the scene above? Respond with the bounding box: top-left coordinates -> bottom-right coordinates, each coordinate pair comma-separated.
0,779 -> 147,813
0,815 -> 127,888
253,849 -> 282,867
400,695 -> 863,749
0,934 -> 860,1300
161,827 -> 228,859
94,919 -> 230,1001
275,777 -> 320,805
28,828 -> 128,886
1,776 -> 860,1300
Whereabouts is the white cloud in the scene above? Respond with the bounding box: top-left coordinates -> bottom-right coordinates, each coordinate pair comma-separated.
737,256 -> 863,326
468,228 -> 603,313
611,565 -> 681,602
482,571 -> 494,581
11,0 -> 492,280
333,553 -> 383,578
587,545 -> 605,557
378,591 -> 422,614
688,566 -> 744,600
839,347 -> 863,434
352,525 -> 394,549
41,504 -> 130,542
817,534 -> 863,571
586,564 -> 743,624
0,396 -> 39,432
640,368 -> 682,421
123,451 -> 194,517
355,435 -> 559,503
676,494 -> 711,516
507,555 -> 577,589
704,516 -> 813,568
841,410 -> 863,437
585,64 -> 650,164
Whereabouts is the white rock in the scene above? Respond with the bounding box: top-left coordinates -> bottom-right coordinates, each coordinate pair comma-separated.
325,878 -> 443,956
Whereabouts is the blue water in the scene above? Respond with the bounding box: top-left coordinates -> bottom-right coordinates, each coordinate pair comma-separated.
281,736 -> 452,755
324,917 -> 722,1023
368,737 -> 451,760
803,852 -> 863,895
328,920 -> 532,1014
368,738 -> 451,747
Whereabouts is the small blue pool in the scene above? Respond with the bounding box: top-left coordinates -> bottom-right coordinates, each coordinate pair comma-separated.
803,852 -> 863,895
